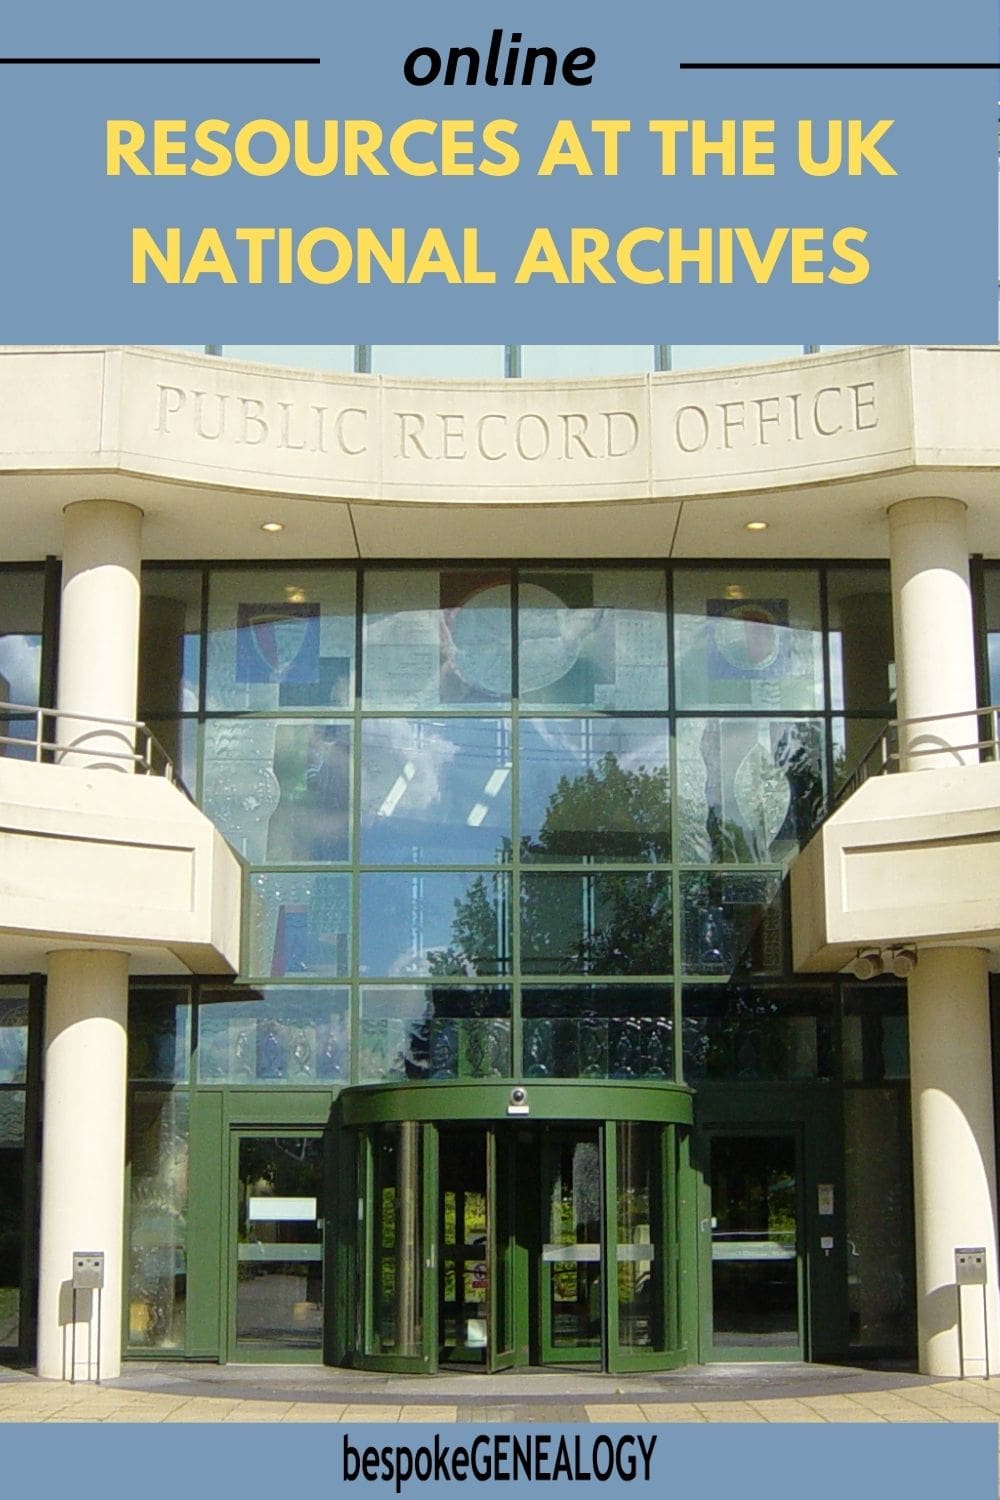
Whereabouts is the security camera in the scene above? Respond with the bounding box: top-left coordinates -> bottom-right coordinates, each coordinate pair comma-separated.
853,948 -> 884,982
507,1085 -> 529,1115
890,946 -> 918,978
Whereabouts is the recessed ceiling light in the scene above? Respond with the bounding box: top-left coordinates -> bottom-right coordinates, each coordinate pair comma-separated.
261,521 -> 284,533
745,520 -> 768,531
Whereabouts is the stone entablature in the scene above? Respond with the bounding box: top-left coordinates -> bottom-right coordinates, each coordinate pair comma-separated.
0,344 -> 997,511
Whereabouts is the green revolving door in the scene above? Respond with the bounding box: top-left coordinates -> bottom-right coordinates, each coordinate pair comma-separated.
332,1080 -> 696,1374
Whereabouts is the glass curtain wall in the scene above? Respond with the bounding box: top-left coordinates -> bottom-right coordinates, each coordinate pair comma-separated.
128,559 -> 897,1094
120,557 -> 916,1357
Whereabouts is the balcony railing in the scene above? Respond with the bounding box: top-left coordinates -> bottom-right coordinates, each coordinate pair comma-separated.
0,701 -> 182,786
834,706 -> 1000,811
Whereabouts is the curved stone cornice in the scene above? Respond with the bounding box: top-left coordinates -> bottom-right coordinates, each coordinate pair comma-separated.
1,344 -> 998,560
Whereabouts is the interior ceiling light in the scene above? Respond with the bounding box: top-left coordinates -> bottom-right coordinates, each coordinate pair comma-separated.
745,520 -> 768,532
261,521 -> 284,533
377,762 -> 416,819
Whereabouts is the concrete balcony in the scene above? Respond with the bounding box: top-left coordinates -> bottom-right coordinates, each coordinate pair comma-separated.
791,713 -> 1000,973
0,706 -> 242,975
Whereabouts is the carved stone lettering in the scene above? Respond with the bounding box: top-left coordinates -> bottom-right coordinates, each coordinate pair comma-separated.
153,383 -> 369,458
670,383 -> 878,457
393,407 -> 641,463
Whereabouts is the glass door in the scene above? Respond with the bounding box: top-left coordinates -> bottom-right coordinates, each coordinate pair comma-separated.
487,1128 -> 516,1370
707,1132 -> 803,1358
436,1124 -> 518,1371
231,1133 -> 324,1360
540,1129 -> 603,1365
360,1120 -> 437,1372
438,1126 -> 489,1366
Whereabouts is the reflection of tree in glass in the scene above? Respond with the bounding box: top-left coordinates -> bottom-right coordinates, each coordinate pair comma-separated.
525,751 -> 670,863
434,756 -> 672,977
427,877 -> 501,977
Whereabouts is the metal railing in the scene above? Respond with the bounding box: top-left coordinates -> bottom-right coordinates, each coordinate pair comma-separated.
0,702 -> 182,786
833,705 -> 1000,811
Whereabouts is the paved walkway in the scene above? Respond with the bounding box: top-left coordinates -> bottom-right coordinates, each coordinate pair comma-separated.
1,1361 -> 1000,1423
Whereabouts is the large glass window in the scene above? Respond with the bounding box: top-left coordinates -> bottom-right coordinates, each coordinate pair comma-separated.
982,567 -> 1000,703
363,570 -> 512,709
207,569 -> 355,713
682,985 -> 833,1078
209,345 -> 823,379
359,872 -> 512,977
129,990 -> 191,1083
204,719 -> 352,864
109,559 -> 919,1094
248,872 -> 351,978
680,873 -> 783,975
139,570 -> 202,719
518,569 -> 668,709
520,872 -> 672,975
522,986 -> 672,1078
519,718 -> 670,862
361,718 -> 511,864
674,568 -> 823,712
138,569 -> 202,789
676,718 -> 825,864
197,987 -> 349,1084
126,988 -> 190,1353
358,986 -> 511,1081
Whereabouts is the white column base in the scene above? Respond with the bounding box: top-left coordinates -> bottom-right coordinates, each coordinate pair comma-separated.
910,947 -> 1000,1376
37,950 -> 128,1381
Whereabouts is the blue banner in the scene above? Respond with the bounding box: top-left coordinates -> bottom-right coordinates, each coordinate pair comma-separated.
0,0 -> 995,340
0,1423 -> 995,1500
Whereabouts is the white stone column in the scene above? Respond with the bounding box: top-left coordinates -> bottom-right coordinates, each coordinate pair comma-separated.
56,499 -> 142,771
909,948 -> 999,1374
36,499 -> 143,1380
888,496 -> 999,1375
37,950 -> 129,1380
888,497 -> 979,769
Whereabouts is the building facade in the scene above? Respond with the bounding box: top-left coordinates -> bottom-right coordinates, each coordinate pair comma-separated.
0,343 -> 998,1379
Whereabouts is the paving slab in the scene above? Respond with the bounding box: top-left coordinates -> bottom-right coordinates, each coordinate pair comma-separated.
0,1359 -> 996,1425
